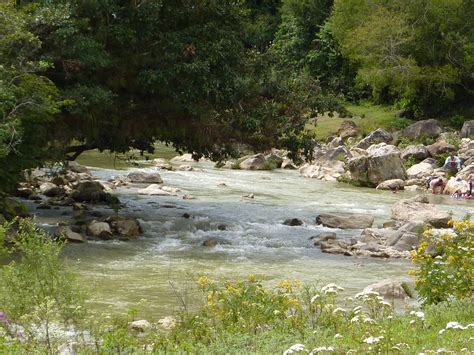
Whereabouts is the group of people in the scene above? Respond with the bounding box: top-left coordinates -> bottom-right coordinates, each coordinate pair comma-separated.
427,154 -> 473,199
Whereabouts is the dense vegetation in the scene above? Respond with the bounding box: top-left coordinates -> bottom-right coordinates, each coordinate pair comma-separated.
2,0 -> 473,193
0,219 -> 473,353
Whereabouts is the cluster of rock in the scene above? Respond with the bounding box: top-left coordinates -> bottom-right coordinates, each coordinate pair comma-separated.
284,195 -> 451,259
8,162 -> 144,243
294,119 -> 474,192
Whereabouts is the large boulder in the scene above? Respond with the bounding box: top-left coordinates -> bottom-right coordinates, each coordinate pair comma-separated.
460,120 -> 474,138
127,172 -> 163,184
170,154 -> 197,163
70,181 -> 107,202
337,120 -> 360,140
315,213 -> 374,229
406,162 -> 435,179
348,144 -> 407,186
401,119 -> 442,140
360,228 -> 401,244
153,158 -> 173,170
376,179 -> 405,191
323,146 -> 352,162
356,129 -> 393,149
456,163 -> 474,180
363,280 -> 411,300
391,195 -> 451,227
239,154 -> 268,170
401,145 -> 429,161
299,160 -> 345,181
427,140 -> 456,157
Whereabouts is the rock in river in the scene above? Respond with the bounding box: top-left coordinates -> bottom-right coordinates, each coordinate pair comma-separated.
315,213 -> 374,229
391,195 -> 450,228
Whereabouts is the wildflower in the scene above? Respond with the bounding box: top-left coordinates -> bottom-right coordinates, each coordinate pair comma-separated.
310,294 -> 321,303
410,311 -> 425,320
332,307 -> 346,315
363,336 -> 383,344
310,346 -> 334,354
334,333 -> 342,339
321,283 -> 344,295
273,310 -> 281,315
283,343 -> 306,355
350,316 -> 359,323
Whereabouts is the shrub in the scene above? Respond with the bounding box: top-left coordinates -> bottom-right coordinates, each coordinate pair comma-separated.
410,220 -> 474,305
0,219 -> 86,352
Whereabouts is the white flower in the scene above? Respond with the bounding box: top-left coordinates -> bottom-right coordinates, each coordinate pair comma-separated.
363,317 -> 376,324
410,320 -> 416,324
310,346 -> 334,354
283,343 -> 306,355
273,310 -> 281,315
310,295 -> 320,303
332,308 -> 346,314
350,316 -> 359,323
334,334 -> 342,339
410,311 -> 425,319
321,284 -> 344,295
363,336 -> 383,344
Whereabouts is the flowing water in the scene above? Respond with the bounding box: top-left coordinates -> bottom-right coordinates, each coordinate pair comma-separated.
34,159 -> 473,320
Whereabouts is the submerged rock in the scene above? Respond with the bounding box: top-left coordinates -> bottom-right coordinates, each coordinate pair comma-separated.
202,238 -> 219,247
316,213 -> 374,229
138,184 -> 176,196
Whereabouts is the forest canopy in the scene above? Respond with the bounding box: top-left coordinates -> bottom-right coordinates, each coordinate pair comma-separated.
1,0 -> 473,190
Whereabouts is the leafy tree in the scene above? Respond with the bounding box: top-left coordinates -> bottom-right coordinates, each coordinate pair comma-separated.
0,2 -> 63,191
330,0 -> 474,116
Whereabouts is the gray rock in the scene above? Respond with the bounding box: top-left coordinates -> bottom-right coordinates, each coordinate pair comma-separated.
59,226 -> 87,243
427,140 -> 456,157
127,172 -> 163,184
401,144 -> 429,161
202,238 -> 219,247
283,218 -> 304,226
128,320 -> 151,332
70,181 -> 107,202
108,217 -> 141,239
337,120 -> 360,140
68,161 -> 91,174
376,179 -> 405,191
460,120 -> 474,138
391,195 -> 450,228
356,129 -> 393,149
39,182 -> 65,197
265,153 -> 284,168
406,162 -> 435,179
240,154 -> 268,170
401,119 -> 442,140
316,213 -> 374,229
86,221 -> 113,239
348,144 -> 407,186
320,240 -> 352,256
363,280 -> 411,300
311,232 -> 336,246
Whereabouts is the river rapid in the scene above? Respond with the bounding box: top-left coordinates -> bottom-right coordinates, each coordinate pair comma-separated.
35,160 -> 472,319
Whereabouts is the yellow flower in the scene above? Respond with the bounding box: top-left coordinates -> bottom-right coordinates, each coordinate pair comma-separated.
198,276 -> 209,289
247,274 -> 257,282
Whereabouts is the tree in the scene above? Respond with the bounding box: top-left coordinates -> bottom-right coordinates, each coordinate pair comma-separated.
330,0 -> 474,116
0,2 -> 62,191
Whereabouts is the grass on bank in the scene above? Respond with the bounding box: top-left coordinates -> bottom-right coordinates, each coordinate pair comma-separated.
76,142 -> 179,170
307,102 -> 412,141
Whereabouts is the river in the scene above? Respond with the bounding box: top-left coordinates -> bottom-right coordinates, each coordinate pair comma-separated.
33,158 -> 473,320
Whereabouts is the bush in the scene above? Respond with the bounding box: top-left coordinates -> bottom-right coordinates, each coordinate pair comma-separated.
410,220 -> 474,305
0,219 -> 86,352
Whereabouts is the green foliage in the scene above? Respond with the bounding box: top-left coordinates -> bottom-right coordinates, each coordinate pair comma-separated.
0,219 -> 86,351
0,2 -> 63,191
404,156 -> 418,169
411,220 -> 474,306
398,135 -> 435,149
331,0 -> 474,116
